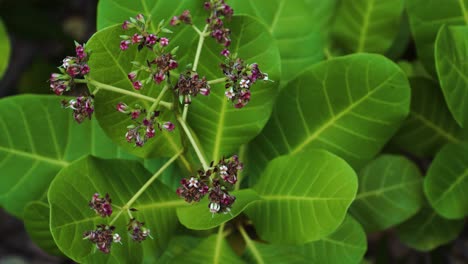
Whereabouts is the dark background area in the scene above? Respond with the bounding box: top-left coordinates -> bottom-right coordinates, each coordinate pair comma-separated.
0,1 -> 467,263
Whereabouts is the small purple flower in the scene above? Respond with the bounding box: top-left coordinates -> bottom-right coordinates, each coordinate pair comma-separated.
133,81 -> 143,90
146,34 -> 157,45
168,60 -> 178,70
116,102 -> 128,113
162,121 -> 175,132
200,87 -> 210,96
225,88 -> 235,99
131,33 -> 143,44
83,224 -> 116,254
128,218 -> 151,242
131,109 -> 141,120
136,14 -> 145,21
122,20 -> 130,30
221,49 -> 230,57
120,40 -> 130,51
128,71 -> 137,81
81,64 -> 90,75
146,125 -> 156,138
153,71 -> 166,84
75,44 -> 86,60
159,37 -> 169,47
170,16 -> 179,26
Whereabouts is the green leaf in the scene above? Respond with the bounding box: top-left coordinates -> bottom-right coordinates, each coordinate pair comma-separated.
405,0 -> 468,75
242,242 -> 307,264
48,156 -> 184,263
349,155 -> 423,232
299,215 -> 367,264
385,14 -> 411,60
0,95 -> 135,218
230,0 -> 337,84
424,143 -> 468,219
391,77 -> 463,157
396,206 -> 464,251
86,25 -> 184,159
0,19 -> 10,78
247,53 -> 410,185
435,25 -> 468,127
158,236 -> 203,264
171,234 -> 244,264
24,201 -> 63,256
188,15 -> 281,164
177,189 -> 260,230
331,0 -> 404,54
246,149 -> 358,244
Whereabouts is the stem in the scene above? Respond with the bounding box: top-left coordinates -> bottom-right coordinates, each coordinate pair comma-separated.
85,78 -> 157,103
213,223 -> 225,264
238,225 -> 264,264
182,104 -> 189,120
192,24 -> 209,72
176,115 -> 209,171
182,25 -> 210,121
109,150 -> 182,226
208,77 -> 226,85
234,144 -> 247,191
147,85 -> 169,117
192,25 -> 203,35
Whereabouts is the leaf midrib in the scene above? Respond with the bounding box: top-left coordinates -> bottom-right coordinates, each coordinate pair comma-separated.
410,111 -> 461,143
355,179 -> 421,199
261,195 -> 349,201
0,145 -> 69,167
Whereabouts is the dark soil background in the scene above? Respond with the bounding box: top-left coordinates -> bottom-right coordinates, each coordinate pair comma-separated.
0,1 -> 467,263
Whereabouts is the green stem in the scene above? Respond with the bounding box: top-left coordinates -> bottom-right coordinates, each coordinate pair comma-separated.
147,85 -> 169,117
234,144 -> 247,191
176,115 -> 209,171
208,77 -> 226,85
212,223 -> 225,264
109,150 -> 182,226
182,24 -> 209,121
238,225 -> 264,264
83,78 -> 157,103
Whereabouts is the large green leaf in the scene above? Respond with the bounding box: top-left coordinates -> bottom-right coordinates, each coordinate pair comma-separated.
392,78 -> 463,157
424,143 -> 468,219
188,15 -> 281,164
435,25 -> 468,127
86,25 -> 183,159
24,201 -> 63,256
349,155 -> 423,232
299,215 -> 367,264
331,0 -> 404,54
48,156 -> 184,263
405,0 -> 468,75
396,206 -> 464,251
158,236 -> 203,264
231,0 -> 337,84
0,19 -> 10,78
177,189 -> 260,230
247,54 -> 410,185
246,149 -> 358,244
0,95 -> 135,218
171,234 -> 244,264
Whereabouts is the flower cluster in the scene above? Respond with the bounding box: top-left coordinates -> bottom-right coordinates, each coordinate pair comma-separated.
83,193 -> 152,254
89,193 -> 113,217
49,42 -> 90,96
83,224 -> 120,254
205,0 -> 234,47
170,10 -> 192,26
61,96 -> 94,124
127,218 -> 152,242
177,155 -> 243,214
175,71 -> 211,104
116,105 -> 174,147
120,14 -> 179,90
221,58 -> 268,108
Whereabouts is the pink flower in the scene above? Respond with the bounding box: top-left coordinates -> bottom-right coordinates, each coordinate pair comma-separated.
116,102 -> 128,113
200,87 -> 210,96
81,65 -> 90,75
160,37 -> 169,47
168,59 -> 178,70
146,34 -> 157,45
136,14 -> 144,21
120,40 -> 130,50
131,110 -> 140,119
221,49 -> 230,57
162,122 -> 175,132
132,81 -> 143,90
122,20 -> 130,30
153,72 -> 166,84
170,16 -> 179,26
127,71 -> 137,81
131,34 -> 143,44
